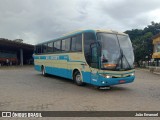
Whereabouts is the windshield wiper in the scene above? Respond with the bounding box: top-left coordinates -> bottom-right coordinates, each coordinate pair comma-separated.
122,51 -> 131,69
116,48 -> 131,70
116,48 -> 123,70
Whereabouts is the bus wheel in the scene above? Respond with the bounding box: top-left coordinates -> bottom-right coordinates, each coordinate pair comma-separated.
42,66 -> 47,77
74,71 -> 85,86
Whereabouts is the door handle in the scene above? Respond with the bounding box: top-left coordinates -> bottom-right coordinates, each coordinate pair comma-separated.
81,63 -> 86,65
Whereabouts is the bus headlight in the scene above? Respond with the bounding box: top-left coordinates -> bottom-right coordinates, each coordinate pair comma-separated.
100,74 -> 112,78
106,75 -> 112,78
131,72 -> 135,76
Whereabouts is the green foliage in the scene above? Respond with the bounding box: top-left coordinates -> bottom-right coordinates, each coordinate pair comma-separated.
125,22 -> 160,66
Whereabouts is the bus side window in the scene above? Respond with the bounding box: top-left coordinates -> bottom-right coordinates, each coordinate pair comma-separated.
71,37 -> 76,51
62,38 -> 71,52
65,38 -> 71,51
71,34 -> 82,52
42,43 -> 48,53
35,46 -> 37,54
76,34 -> 82,51
53,42 -> 55,52
34,46 -> 36,54
62,39 -> 65,51
48,42 -> 53,53
35,45 -> 42,54
39,45 -> 42,54
54,40 -> 61,52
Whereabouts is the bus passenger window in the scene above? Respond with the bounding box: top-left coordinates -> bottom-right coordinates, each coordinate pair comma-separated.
71,34 -> 82,52
37,45 -> 42,54
65,38 -> 71,51
76,34 -> 82,51
42,44 -> 47,53
62,40 -> 65,51
35,46 -> 40,54
71,37 -> 76,51
62,38 -> 71,52
54,41 -> 61,52
48,42 -> 53,53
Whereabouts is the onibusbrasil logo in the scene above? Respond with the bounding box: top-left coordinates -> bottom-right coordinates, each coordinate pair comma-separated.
2,112 -> 42,118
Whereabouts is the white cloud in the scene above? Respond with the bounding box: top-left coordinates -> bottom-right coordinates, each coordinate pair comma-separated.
0,0 -> 160,45
148,9 -> 160,23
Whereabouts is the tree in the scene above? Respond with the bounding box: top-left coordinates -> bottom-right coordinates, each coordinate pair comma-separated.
125,22 -> 160,67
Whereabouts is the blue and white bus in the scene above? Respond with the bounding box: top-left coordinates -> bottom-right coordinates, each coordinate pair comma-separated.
34,29 -> 135,87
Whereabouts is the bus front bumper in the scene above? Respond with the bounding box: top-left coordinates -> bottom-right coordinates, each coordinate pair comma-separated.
93,75 -> 135,87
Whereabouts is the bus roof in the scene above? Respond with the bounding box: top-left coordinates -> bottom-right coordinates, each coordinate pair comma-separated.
36,29 -> 127,45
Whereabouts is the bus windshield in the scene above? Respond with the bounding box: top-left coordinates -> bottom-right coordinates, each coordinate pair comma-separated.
97,33 -> 134,70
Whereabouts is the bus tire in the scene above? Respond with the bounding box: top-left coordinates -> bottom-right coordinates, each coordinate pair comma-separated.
74,71 -> 85,86
41,66 -> 47,77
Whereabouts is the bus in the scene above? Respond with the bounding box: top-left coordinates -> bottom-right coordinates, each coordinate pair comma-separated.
0,50 -> 17,66
34,29 -> 135,87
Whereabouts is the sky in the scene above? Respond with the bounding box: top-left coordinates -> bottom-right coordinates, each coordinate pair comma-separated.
0,0 -> 160,45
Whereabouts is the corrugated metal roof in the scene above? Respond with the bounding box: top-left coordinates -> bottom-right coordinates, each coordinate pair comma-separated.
0,38 -> 34,50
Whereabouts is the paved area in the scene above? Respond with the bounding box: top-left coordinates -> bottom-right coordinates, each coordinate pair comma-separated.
0,66 -> 160,119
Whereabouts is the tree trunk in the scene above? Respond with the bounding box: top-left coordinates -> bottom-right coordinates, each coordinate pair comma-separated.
136,61 -> 140,67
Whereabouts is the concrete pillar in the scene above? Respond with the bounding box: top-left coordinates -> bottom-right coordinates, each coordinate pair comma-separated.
157,59 -> 159,66
20,49 -> 23,66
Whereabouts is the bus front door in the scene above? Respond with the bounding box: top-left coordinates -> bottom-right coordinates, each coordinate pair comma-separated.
90,43 -> 100,85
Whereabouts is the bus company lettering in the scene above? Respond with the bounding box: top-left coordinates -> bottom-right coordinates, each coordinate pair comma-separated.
51,56 -> 59,60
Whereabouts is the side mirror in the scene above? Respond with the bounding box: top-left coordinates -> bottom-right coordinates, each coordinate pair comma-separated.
90,43 -> 98,63
90,42 -> 102,69
97,42 -> 102,57
90,42 -> 101,57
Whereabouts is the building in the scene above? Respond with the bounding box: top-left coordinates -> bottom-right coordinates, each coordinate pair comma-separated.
152,33 -> 160,66
0,38 -> 34,66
